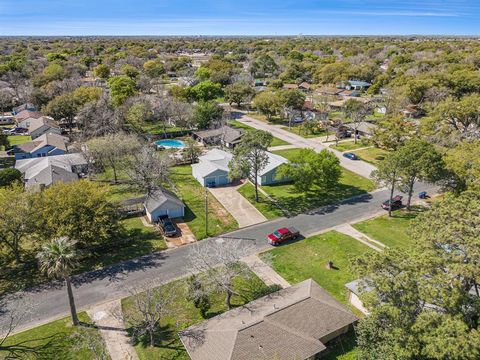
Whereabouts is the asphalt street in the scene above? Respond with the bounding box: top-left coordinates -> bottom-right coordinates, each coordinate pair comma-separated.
0,181 -> 434,334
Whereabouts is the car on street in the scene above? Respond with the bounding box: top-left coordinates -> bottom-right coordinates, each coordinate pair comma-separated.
381,195 -> 403,210
267,227 -> 300,246
158,215 -> 177,237
343,152 -> 358,160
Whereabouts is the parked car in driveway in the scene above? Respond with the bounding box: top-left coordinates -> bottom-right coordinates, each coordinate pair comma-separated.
343,152 -> 358,160
158,215 -> 177,237
267,227 -> 300,246
381,195 -> 403,210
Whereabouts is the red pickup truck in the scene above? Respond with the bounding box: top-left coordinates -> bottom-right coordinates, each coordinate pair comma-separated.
267,227 -> 300,246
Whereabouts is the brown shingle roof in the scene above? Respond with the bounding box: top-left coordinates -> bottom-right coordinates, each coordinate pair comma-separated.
15,110 -> 43,122
179,279 -> 357,360
28,117 -> 60,133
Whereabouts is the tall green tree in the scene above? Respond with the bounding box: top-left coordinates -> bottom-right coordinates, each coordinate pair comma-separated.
277,149 -> 341,193
93,64 -> 110,79
372,116 -> 411,151
34,181 -> 121,248
355,192 -> 480,359
371,151 -> 403,217
224,82 -> 255,107
396,139 -> 445,209
0,168 -> 22,187
187,80 -> 223,102
192,101 -> 223,130
107,75 -> 137,106
444,141 -> 480,191
229,130 -> 273,202
252,91 -> 281,121
37,237 -> 80,326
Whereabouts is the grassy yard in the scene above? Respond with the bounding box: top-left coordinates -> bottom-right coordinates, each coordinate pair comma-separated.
261,231 -> 373,303
140,123 -> 186,136
353,147 -> 389,165
257,149 -> 376,214
228,120 -> 289,147
170,165 -> 238,239
0,135 -> 32,151
0,312 -> 108,360
122,267 -> 273,360
352,209 -> 423,249
331,141 -> 370,152
237,182 -> 284,220
281,125 -> 327,139
105,183 -> 145,203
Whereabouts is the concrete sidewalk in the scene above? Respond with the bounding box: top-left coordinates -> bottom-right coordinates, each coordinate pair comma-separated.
208,184 -> 267,228
334,224 -> 385,252
242,254 -> 290,288
87,300 -> 139,360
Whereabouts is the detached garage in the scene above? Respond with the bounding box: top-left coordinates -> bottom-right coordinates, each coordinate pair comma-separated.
144,188 -> 185,223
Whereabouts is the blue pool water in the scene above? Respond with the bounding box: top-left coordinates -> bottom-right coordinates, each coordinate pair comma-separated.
154,139 -> 186,148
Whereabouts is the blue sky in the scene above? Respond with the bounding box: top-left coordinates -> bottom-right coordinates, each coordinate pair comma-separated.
0,0 -> 478,35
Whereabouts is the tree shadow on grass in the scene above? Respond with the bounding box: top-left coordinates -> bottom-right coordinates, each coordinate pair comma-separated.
265,182 -> 370,216
0,332 -> 68,360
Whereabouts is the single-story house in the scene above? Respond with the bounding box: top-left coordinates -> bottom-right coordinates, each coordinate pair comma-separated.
13,133 -> 68,160
191,148 -> 233,187
27,117 -> 62,139
256,152 -> 290,186
345,121 -> 378,137
15,110 -> 43,123
179,279 -> 358,360
315,87 -> 344,96
339,89 -> 361,97
15,153 -> 87,188
337,80 -> 372,91
192,126 -> 244,149
144,188 -> 185,222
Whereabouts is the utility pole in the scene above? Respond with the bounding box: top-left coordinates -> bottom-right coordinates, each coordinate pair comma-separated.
205,187 -> 208,236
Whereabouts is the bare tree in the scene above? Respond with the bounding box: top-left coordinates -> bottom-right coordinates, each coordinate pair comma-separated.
188,238 -> 256,309
169,99 -> 193,130
123,146 -> 172,195
77,96 -> 123,139
71,328 -> 109,360
122,282 -> 176,348
343,99 -> 372,144
0,89 -> 13,113
85,133 -> 141,183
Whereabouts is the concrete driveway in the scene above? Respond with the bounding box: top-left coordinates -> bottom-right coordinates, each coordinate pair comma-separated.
208,183 -> 267,228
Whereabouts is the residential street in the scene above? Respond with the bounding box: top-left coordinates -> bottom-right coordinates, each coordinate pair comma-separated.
233,112 -> 378,179
0,181 -> 434,335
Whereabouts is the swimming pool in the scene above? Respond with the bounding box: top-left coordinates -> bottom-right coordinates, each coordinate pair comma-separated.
154,139 -> 186,149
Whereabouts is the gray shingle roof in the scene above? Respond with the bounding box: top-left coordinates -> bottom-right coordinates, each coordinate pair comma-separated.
144,188 -> 184,213
193,126 -> 244,145
179,279 -> 358,360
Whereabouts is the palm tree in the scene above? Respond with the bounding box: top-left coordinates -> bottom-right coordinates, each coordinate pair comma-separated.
37,237 -> 79,326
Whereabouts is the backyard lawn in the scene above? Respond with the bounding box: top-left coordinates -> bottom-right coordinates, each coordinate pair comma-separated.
0,312 -> 108,360
105,183 -> 145,203
353,147 -> 389,165
261,231 -> 373,303
122,267 -> 273,360
228,120 -> 289,147
237,182 -> 284,220
352,209 -> 423,249
255,148 -> 376,214
170,165 -> 238,239
0,135 -> 31,151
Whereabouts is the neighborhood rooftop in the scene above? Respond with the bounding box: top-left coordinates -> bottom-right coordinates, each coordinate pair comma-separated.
179,279 -> 358,360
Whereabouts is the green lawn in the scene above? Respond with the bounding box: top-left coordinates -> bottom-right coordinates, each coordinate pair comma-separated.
331,141 -> 370,152
237,182 -> 284,220
0,312 -> 108,360
353,147 -> 389,165
170,165 -> 238,239
262,231 -> 373,303
140,123 -> 185,136
259,149 -> 376,214
281,125 -> 327,139
122,267 -> 274,360
352,209 -> 423,249
79,216 -> 167,272
7,135 -> 31,146
228,120 -> 289,147
323,330 -> 359,360
105,183 -> 145,203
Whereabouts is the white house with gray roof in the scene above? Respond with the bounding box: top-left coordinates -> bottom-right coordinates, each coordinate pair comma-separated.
144,188 -> 185,222
191,148 -> 233,187
15,153 -> 87,188
256,151 -> 290,186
